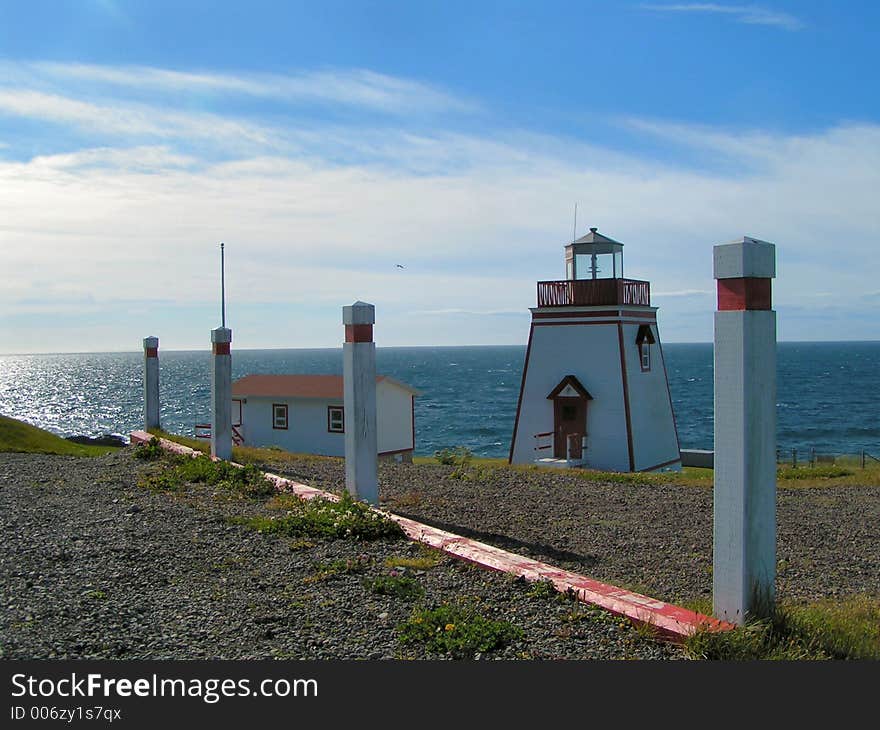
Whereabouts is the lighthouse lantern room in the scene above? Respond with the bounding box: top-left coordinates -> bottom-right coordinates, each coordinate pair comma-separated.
509,228 -> 681,472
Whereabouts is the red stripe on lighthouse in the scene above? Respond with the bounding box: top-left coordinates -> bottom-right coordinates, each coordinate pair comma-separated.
717,278 -> 772,311
145,347 -> 158,358
212,342 -> 230,355
345,324 -> 373,343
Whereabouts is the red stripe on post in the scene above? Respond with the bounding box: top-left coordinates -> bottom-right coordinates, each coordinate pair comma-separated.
145,348 -> 158,358
212,342 -> 231,355
717,278 -> 772,311
345,324 -> 373,343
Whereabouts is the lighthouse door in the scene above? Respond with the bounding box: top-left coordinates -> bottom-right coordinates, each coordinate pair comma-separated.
553,397 -> 586,459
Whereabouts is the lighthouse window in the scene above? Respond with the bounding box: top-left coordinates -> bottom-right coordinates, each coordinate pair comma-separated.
635,324 -> 655,372
561,404 -> 578,421
272,403 -> 288,430
328,406 -> 344,433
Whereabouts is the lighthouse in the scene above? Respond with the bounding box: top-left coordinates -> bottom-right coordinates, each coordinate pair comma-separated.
509,228 -> 681,472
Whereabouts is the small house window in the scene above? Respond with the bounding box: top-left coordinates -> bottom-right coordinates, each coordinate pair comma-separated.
272,403 -> 288,430
561,404 -> 577,421
328,406 -> 344,433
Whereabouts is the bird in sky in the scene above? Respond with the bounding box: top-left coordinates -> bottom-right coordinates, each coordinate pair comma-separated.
395,264 -> 406,269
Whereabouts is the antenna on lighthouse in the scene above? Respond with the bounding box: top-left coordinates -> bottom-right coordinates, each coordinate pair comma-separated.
572,203 -> 578,244
220,242 -> 226,328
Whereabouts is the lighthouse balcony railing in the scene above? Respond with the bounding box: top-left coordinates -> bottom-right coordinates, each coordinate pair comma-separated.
536,278 -> 651,308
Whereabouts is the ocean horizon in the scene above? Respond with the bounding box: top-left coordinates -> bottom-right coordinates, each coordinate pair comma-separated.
2,341 -> 879,459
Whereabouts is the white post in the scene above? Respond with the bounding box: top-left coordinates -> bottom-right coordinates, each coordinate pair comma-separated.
713,237 -> 777,624
343,301 -> 378,505
211,326 -> 233,460
143,336 -> 160,430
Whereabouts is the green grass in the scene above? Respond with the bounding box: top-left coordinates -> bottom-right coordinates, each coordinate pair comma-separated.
149,428 -> 340,467
151,431 -> 880,490
685,596 -> 880,660
146,428 -> 209,454
0,415 -> 119,457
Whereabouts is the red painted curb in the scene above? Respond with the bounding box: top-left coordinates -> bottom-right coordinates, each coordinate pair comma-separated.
130,431 -> 733,640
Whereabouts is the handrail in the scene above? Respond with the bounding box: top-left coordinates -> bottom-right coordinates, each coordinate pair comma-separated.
536,278 -> 650,307
194,422 -> 244,446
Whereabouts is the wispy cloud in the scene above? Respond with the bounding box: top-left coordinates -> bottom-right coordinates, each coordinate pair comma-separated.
652,289 -> 713,297
641,4 -> 805,31
0,89 -> 279,150
411,308 -> 525,316
3,62 -> 477,116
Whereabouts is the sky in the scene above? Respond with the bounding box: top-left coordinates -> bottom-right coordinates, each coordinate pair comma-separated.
0,1 -> 878,353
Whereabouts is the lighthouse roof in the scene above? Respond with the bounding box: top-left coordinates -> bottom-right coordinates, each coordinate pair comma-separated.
566,227 -> 624,256
571,228 -> 622,247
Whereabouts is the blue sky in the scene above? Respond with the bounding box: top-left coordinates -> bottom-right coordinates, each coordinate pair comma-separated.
0,1 -> 878,352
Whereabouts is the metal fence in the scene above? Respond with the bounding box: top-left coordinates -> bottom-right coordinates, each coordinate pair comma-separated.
775,448 -> 880,469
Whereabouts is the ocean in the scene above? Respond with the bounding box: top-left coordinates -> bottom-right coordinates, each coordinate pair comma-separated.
1,342 -> 879,459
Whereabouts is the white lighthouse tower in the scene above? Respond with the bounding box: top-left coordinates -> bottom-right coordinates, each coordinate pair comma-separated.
509,228 -> 681,472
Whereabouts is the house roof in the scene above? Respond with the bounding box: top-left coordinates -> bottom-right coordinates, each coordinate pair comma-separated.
232,374 -> 420,399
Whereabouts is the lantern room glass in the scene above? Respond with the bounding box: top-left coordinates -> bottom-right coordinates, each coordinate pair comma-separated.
573,251 -> 623,280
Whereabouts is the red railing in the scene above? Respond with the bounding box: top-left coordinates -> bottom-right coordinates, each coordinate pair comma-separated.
536,279 -> 650,307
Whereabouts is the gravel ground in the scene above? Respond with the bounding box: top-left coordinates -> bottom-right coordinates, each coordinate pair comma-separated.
0,449 -> 678,660
256,456 -> 880,606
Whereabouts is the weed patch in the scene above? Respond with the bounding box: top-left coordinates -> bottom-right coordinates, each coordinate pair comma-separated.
368,574 -> 424,600
385,549 -> 443,571
304,555 -> 373,582
399,602 -> 521,658
140,454 -> 275,497
232,492 -> 405,541
526,579 -> 560,601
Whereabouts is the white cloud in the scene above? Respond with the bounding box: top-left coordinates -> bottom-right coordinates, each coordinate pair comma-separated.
641,4 -> 805,31
0,62 -> 878,350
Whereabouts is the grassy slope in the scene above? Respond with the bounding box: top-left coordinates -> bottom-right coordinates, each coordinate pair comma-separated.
0,415 -> 118,456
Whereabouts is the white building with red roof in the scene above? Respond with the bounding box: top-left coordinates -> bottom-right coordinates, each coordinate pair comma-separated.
230,374 -> 419,461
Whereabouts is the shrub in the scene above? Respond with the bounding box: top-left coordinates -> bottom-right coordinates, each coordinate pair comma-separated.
134,436 -> 164,461
434,446 -> 494,481
434,446 -> 473,466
